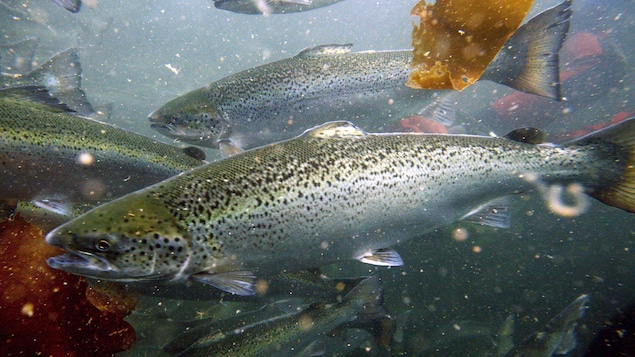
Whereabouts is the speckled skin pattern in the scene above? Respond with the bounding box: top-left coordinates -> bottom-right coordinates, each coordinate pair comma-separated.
150,47 -> 518,149
46,122 -> 622,283
0,96 -> 203,202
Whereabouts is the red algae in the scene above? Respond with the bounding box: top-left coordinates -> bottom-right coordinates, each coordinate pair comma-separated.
0,215 -> 136,356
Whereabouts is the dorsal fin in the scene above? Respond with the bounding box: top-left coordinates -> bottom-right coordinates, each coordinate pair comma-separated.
504,127 -> 545,144
0,86 -> 75,113
303,121 -> 366,139
295,44 -> 353,58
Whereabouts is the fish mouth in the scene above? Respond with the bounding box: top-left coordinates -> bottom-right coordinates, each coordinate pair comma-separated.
150,123 -> 184,137
47,250 -> 114,276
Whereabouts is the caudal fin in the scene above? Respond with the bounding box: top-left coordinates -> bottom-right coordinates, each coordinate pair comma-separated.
27,48 -> 95,115
571,117 -> 635,213
484,0 -> 572,100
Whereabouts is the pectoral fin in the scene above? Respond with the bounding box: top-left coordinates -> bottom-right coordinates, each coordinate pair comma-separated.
358,248 -> 404,267
191,270 -> 256,296
461,197 -> 512,228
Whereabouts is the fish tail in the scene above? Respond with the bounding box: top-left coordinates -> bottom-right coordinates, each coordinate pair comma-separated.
28,49 -> 95,115
570,117 -> 635,213
484,0 -> 572,100
344,276 -> 395,353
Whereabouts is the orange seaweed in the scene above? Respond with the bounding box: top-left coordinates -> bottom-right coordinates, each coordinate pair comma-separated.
408,0 -> 534,90
0,215 -> 136,356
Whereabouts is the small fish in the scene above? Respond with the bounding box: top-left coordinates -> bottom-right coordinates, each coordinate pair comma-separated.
503,294 -> 590,357
1,48 -> 94,116
214,0 -> 346,15
165,275 -> 386,356
149,1 -> 572,154
0,86 -> 204,206
46,117 -> 635,296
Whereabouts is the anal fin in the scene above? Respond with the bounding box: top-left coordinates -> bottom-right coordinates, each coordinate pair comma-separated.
358,248 -> 404,267
191,270 -> 256,296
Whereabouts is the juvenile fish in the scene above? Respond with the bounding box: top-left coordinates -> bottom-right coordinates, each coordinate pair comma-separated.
46,117 -> 635,296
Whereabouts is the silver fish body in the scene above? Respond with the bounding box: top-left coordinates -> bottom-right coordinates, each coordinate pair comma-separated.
45,118 -> 635,296
214,0 -> 346,15
0,87 -> 204,204
149,1 -> 572,152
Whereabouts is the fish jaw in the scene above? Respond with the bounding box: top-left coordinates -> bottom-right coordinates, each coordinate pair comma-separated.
46,249 -> 116,279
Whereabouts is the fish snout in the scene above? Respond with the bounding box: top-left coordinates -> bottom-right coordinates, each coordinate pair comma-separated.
45,227 -> 71,248
147,110 -> 163,123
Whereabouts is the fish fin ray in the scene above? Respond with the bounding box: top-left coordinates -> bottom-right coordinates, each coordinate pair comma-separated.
28,48 -> 95,115
191,271 -> 256,296
461,197 -> 512,228
573,117 -> 635,213
418,92 -> 456,126
483,0 -> 572,100
296,44 -> 353,58
303,121 -> 366,139
358,248 -> 403,267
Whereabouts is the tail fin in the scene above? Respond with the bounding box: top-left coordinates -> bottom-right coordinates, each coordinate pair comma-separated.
344,276 -> 387,322
27,48 -> 95,116
483,0 -> 572,100
571,117 -> 635,213
344,276 -> 395,353
547,294 -> 590,355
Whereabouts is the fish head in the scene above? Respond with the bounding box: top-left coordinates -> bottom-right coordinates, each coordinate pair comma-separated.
45,193 -> 195,283
148,88 -> 226,148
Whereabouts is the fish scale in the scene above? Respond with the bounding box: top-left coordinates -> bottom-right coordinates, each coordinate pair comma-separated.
45,119 -> 635,296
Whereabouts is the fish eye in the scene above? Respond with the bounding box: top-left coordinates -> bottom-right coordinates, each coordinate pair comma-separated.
96,239 -> 111,252
170,116 -> 181,125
